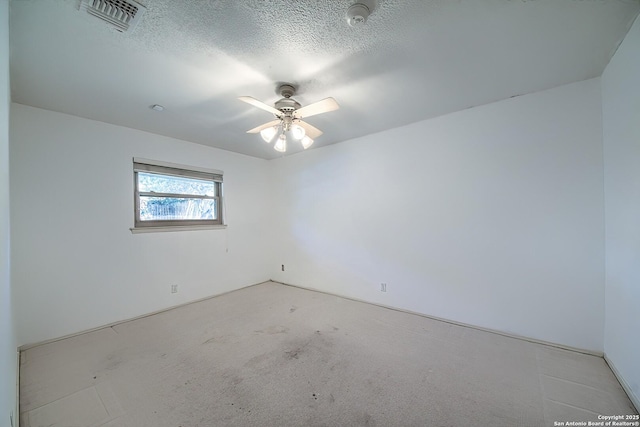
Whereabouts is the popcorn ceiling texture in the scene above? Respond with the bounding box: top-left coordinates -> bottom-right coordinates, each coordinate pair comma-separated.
132,0 -> 446,84
9,0 -> 640,158
140,1 -> 421,55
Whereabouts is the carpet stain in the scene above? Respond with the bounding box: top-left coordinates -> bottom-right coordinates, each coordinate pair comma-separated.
283,329 -> 337,363
103,353 -> 123,371
255,325 -> 289,335
363,413 -> 375,426
284,337 -> 315,360
218,368 -> 245,387
289,306 -> 297,313
285,347 -> 304,359
202,335 -> 230,345
244,352 -> 269,368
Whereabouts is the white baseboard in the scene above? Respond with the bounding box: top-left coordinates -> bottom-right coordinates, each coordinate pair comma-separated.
13,350 -> 19,427
272,280 -> 603,357
604,354 -> 639,413
19,280 -> 269,351
22,279 -> 604,358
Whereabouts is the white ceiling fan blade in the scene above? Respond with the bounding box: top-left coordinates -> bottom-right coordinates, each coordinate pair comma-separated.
238,96 -> 281,116
298,120 -> 324,139
246,120 -> 281,134
294,97 -> 340,119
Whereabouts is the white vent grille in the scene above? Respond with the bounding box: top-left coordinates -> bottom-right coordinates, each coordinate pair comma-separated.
80,0 -> 146,33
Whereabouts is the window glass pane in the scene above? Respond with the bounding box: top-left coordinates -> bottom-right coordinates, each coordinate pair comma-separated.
139,197 -> 217,221
138,172 -> 216,196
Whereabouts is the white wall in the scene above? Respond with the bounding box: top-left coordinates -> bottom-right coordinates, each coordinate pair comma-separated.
602,15 -> 640,409
272,78 -> 605,352
10,104 -> 272,346
1,0 -> 17,424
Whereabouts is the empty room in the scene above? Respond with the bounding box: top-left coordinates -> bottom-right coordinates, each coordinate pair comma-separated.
1,0 -> 640,426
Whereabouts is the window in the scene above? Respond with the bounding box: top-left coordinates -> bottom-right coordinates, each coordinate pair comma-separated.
133,158 -> 224,231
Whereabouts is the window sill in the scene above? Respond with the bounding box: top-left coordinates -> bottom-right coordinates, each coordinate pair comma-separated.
130,224 -> 227,234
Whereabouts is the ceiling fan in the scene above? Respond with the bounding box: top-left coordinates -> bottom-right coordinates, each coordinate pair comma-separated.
239,84 -> 340,153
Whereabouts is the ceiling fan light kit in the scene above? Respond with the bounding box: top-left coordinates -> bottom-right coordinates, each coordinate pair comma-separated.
260,126 -> 278,143
274,134 -> 287,153
301,136 -> 314,150
291,124 -> 306,140
239,83 -> 340,153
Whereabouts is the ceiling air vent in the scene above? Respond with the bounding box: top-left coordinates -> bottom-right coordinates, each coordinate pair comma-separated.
80,0 -> 146,33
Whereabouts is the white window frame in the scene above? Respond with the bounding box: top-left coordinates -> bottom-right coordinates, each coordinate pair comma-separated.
131,158 -> 224,233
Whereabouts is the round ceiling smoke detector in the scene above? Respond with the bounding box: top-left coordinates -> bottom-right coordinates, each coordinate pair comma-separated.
347,3 -> 370,26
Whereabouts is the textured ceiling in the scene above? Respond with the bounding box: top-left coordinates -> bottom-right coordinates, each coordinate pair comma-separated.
9,0 -> 640,159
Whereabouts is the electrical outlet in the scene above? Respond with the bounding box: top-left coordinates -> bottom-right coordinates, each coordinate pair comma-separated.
171,284 -> 178,294
380,283 -> 387,292
282,264 -> 285,271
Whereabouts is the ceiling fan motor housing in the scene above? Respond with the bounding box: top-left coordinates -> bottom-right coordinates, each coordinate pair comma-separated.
274,83 -> 301,115
275,97 -> 301,113
239,82 -> 340,152
278,84 -> 296,98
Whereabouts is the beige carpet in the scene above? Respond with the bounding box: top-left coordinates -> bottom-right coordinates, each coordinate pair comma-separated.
20,282 -> 637,426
